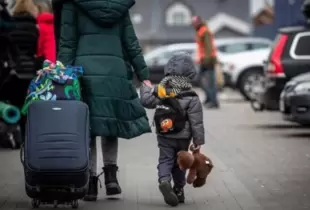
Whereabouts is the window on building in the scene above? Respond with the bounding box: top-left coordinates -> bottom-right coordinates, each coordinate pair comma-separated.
166,2 -> 192,26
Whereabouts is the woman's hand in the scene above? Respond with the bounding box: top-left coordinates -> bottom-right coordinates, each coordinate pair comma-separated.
143,80 -> 152,87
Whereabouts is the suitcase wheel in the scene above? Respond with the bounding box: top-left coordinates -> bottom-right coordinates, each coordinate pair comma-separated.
71,200 -> 79,209
31,199 -> 40,208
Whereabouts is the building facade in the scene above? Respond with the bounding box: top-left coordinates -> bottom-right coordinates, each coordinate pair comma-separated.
252,0 -> 306,40
130,0 -> 252,50
6,0 -> 254,50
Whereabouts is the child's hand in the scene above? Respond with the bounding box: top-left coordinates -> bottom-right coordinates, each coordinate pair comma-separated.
143,80 -> 152,87
190,144 -> 201,151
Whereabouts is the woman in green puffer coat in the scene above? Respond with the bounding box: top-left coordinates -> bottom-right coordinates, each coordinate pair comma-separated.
52,0 -> 151,201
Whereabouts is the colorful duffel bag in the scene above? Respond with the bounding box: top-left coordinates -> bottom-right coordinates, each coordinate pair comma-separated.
21,60 -> 83,115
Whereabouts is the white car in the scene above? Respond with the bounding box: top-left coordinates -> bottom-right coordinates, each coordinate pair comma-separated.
221,48 -> 271,100
215,37 -> 271,54
145,38 -> 271,84
144,43 -> 226,84
145,37 -> 271,63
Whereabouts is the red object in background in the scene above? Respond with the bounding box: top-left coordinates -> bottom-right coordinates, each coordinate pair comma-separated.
37,12 -> 56,63
267,34 -> 288,77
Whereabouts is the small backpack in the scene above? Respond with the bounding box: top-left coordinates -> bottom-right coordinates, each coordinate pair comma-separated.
154,92 -> 197,134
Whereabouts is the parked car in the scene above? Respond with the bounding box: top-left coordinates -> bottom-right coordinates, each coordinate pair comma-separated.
251,25 -> 310,111
221,48 -> 270,100
145,37 -> 271,84
144,43 -> 198,84
215,37 -> 271,54
280,72 -> 310,125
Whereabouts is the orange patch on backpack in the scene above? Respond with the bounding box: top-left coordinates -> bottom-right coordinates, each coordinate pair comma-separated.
160,118 -> 173,133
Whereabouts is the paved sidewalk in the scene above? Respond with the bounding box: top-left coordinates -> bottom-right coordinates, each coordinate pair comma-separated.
1,90 -> 310,210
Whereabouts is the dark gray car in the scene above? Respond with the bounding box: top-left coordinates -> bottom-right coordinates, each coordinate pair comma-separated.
280,72 -> 310,125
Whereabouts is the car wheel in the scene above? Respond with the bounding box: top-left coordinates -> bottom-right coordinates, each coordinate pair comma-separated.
250,100 -> 264,112
239,68 -> 264,101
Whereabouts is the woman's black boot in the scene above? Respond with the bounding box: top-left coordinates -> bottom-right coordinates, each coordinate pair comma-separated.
84,175 -> 99,201
103,165 -> 122,195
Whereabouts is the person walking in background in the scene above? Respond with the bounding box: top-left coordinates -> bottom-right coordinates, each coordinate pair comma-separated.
52,0 -> 151,201
35,0 -> 56,64
4,0 -> 39,137
0,0 -> 14,32
10,0 -> 39,77
192,16 -> 220,109
0,0 -> 17,60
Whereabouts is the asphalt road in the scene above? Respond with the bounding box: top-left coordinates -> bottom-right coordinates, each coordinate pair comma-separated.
1,89 -> 310,210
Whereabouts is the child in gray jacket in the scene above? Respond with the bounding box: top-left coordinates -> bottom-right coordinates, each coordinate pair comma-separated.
140,52 -> 205,207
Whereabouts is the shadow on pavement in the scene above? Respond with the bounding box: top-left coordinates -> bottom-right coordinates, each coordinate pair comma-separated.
220,98 -> 246,103
0,148 -> 16,152
281,132 -> 310,139
106,197 -> 121,201
4,200 -> 29,209
252,124 -> 309,130
15,201 -> 32,209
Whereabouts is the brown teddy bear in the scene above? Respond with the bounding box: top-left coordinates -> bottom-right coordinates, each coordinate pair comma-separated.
177,145 -> 213,188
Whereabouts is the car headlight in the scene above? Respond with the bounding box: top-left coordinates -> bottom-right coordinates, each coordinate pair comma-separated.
284,81 -> 297,92
285,81 -> 297,87
294,82 -> 310,93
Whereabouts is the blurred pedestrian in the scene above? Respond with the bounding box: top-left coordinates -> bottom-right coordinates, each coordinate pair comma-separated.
192,16 -> 219,109
4,0 -> 39,137
0,0 -> 14,32
53,0 -> 151,201
35,0 -> 56,63
0,0 -> 18,60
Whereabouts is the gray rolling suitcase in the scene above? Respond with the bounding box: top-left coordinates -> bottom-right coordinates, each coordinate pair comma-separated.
21,100 -> 90,208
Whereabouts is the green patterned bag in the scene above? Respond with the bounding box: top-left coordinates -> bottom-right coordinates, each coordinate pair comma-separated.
21,60 -> 83,115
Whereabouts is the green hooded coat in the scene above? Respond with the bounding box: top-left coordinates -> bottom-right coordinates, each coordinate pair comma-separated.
53,0 -> 151,139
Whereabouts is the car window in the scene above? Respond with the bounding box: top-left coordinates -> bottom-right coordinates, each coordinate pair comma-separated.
222,44 -> 248,54
251,43 -> 270,50
217,46 -> 226,53
293,33 -> 310,57
156,51 -> 174,60
149,51 -> 172,65
145,47 -> 196,65
157,49 -> 194,62
144,47 -> 167,61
